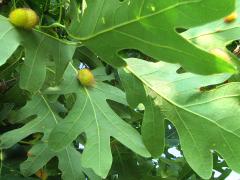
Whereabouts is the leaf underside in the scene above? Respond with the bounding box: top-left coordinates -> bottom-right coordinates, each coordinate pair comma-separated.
120,58 -> 240,179
0,95 -> 96,180
47,64 -> 150,177
0,16 -> 76,92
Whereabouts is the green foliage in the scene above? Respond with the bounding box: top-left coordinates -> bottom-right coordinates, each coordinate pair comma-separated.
0,16 -> 76,92
0,0 -> 240,179
0,94 -> 98,179
120,58 -> 240,179
46,64 -> 150,177
69,0 -> 237,74
183,0 -> 240,51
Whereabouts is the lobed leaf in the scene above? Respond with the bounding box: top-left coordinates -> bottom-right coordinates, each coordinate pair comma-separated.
0,95 -> 95,180
69,0 -> 237,74
47,63 -> 150,178
120,58 -> 240,179
0,16 -> 76,92
183,0 -> 240,50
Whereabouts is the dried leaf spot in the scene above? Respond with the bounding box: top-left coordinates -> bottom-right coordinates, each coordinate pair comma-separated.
224,11 -> 237,23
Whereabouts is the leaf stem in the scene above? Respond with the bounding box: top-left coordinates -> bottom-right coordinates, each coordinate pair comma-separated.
19,140 -> 34,145
58,0 -> 63,23
12,0 -> 16,9
0,149 -> 3,176
40,0 -> 49,25
39,23 -> 66,29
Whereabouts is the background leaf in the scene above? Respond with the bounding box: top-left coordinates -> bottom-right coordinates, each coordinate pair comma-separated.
183,0 -> 240,51
0,16 -> 76,92
120,58 -> 240,179
0,95 -> 96,180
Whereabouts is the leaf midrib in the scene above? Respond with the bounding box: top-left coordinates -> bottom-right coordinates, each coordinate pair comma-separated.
65,147 -> 76,179
24,36 -> 45,89
78,0 -> 201,41
126,66 -> 240,136
70,61 -> 102,172
186,26 -> 240,41
39,95 -> 79,179
85,88 -> 102,173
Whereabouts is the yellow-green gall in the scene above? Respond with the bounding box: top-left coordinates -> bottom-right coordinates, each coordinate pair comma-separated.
9,8 -> 39,29
78,69 -> 95,87
9,8 -> 28,27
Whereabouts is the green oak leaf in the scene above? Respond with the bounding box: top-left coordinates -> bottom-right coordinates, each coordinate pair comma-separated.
0,15 -> 76,92
0,95 -> 97,180
46,63 -> 150,178
119,68 -> 166,158
20,142 -> 100,180
119,58 -> 240,179
183,0 -> 240,50
182,0 -> 240,70
69,0 -> 237,74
